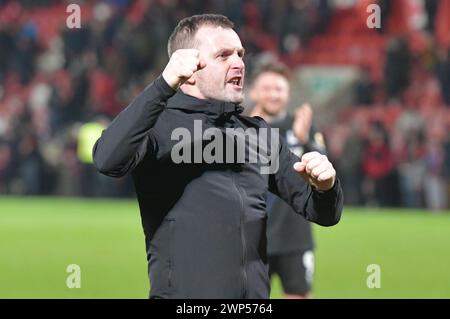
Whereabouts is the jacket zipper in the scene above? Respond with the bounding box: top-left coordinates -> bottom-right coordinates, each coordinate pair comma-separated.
168,219 -> 175,288
231,170 -> 248,298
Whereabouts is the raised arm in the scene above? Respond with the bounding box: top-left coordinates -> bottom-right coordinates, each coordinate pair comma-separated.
93,49 -> 205,177
92,76 -> 174,177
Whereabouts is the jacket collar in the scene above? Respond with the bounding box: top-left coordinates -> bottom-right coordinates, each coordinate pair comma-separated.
166,90 -> 244,117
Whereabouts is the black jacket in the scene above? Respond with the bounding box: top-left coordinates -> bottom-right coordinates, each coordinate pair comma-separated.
92,75 -> 343,299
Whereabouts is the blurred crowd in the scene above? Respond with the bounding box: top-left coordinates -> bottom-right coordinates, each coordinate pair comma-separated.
0,0 -> 448,210
326,1 -> 450,211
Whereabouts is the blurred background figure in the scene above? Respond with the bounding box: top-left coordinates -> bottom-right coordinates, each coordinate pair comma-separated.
424,132 -> 448,210
384,37 -> 411,102
339,117 -> 365,206
248,62 -> 327,298
76,115 -> 111,197
361,121 -> 398,206
435,47 -> 450,106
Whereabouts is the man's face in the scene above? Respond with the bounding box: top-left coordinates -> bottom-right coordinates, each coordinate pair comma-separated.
250,72 -> 290,116
193,26 -> 245,103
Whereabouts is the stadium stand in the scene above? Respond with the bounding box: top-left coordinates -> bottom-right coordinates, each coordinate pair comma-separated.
0,0 -> 448,209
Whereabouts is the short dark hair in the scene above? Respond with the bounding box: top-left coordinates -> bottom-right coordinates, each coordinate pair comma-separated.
167,14 -> 234,57
251,62 -> 291,85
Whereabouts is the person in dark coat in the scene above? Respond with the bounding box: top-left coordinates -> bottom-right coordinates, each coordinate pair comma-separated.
93,14 -> 343,299
250,62 -> 327,298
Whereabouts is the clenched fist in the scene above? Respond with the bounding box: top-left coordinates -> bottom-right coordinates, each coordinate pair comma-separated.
162,49 -> 206,89
293,151 -> 336,191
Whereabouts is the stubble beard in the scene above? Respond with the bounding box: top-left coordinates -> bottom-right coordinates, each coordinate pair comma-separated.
197,77 -> 244,104
224,88 -> 244,104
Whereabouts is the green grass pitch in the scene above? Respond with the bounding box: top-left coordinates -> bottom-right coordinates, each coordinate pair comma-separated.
0,197 -> 449,298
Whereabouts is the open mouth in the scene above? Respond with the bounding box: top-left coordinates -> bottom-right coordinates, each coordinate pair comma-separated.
227,76 -> 243,88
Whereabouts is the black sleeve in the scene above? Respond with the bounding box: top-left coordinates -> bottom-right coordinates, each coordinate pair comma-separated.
268,126 -> 343,227
92,75 -> 176,177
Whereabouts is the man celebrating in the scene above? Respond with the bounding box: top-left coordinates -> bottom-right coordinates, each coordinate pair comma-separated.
250,63 -> 327,298
93,14 -> 343,299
